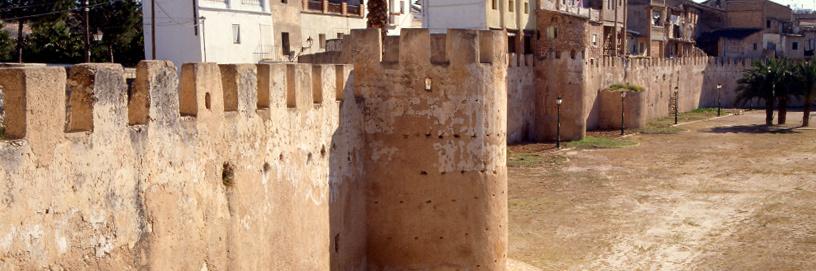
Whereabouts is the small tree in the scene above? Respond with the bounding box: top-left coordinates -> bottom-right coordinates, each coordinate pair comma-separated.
367,0 -> 387,37
736,59 -> 788,126
87,0 -> 143,65
0,0 -> 63,63
0,22 -> 14,61
773,59 -> 796,125
795,60 -> 816,127
607,83 -> 645,135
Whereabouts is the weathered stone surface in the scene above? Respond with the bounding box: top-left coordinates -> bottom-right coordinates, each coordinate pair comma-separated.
351,28 -> 509,271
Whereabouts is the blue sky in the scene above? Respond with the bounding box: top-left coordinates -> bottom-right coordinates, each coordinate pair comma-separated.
692,0 -> 816,10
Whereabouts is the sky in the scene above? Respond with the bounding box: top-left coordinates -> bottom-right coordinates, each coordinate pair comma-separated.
693,0 -> 816,10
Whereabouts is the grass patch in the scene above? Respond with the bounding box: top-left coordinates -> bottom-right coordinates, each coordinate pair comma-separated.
508,151 -> 545,168
640,108 -> 737,135
566,136 -> 637,150
508,151 -> 568,168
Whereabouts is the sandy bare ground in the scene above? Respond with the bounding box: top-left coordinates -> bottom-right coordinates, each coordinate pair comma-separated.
508,111 -> 816,271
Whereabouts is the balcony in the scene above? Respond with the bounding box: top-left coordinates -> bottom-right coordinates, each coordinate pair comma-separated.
303,0 -> 364,17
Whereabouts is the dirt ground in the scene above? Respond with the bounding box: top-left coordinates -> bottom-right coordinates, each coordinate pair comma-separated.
508,111 -> 816,271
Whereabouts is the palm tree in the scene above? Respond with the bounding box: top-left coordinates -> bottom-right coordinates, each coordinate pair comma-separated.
736,59 -> 787,126
367,0 -> 388,38
607,83 -> 645,135
773,59 -> 796,125
795,60 -> 816,127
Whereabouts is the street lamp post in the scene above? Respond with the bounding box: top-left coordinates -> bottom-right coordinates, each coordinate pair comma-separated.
674,87 -> 679,125
83,0 -> 90,62
620,91 -> 626,136
716,83 -> 723,116
556,96 -> 563,149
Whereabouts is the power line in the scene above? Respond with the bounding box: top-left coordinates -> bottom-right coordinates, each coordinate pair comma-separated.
0,1 -> 112,22
0,2 -> 59,13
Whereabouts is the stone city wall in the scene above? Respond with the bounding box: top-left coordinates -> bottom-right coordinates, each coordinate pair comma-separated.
589,56 -> 749,131
534,54 -> 751,140
0,62 -> 366,270
347,28 -> 509,271
507,54 -> 536,144
0,28 -> 510,271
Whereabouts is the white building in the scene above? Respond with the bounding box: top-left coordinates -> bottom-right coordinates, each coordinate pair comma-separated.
420,0 -> 536,33
143,0 -> 275,66
420,0 -> 537,54
385,0 -> 420,35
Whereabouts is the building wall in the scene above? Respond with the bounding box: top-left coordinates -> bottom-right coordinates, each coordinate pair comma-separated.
144,0 -> 274,66
782,35 -> 806,59
143,0 -> 202,65
300,13 -> 367,55
199,7 -> 275,63
724,0 -> 765,29
422,0 -> 487,32
269,0 -> 304,61
719,31 -> 764,58
387,0 -> 417,35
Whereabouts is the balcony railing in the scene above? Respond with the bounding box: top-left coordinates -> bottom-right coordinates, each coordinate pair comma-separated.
303,0 -> 363,16
307,0 -> 322,11
347,4 -> 360,15
328,2 -> 342,13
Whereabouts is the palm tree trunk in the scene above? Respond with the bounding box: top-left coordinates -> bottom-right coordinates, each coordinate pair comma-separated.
778,96 -> 787,125
16,20 -> 24,63
805,89 -> 813,127
108,44 -> 115,63
765,96 -> 775,126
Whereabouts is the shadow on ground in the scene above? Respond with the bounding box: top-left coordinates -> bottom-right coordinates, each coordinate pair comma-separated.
708,124 -> 800,134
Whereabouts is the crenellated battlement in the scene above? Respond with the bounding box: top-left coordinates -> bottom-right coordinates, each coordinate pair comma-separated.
0,61 -> 353,145
345,28 -> 508,67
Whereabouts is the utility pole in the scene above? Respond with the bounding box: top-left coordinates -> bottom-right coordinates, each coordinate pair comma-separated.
152,0 -> 157,60
84,0 -> 91,63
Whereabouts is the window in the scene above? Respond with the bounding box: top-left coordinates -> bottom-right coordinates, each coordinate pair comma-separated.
546,26 -> 558,40
592,34 -> 598,46
753,43 -> 758,50
793,42 -> 799,50
319,34 -> 326,49
282,32 -> 291,56
508,35 -> 517,53
524,1 -> 528,13
509,0 -> 514,12
767,20 -> 771,28
282,0 -> 287,3
492,0 -> 497,10
232,24 -> 241,44
400,0 -> 405,13
652,10 -> 663,26
523,34 -> 532,54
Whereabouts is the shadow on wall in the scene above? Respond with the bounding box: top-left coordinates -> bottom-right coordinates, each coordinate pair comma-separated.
329,70 -> 367,271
